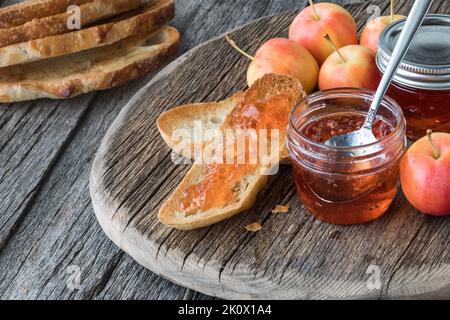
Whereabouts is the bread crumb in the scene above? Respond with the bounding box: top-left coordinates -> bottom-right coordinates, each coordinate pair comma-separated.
272,205 -> 290,214
245,222 -> 263,232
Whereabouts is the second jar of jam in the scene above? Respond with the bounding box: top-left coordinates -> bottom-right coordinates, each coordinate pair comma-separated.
377,15 -> 450,140
287,89 -> 407,225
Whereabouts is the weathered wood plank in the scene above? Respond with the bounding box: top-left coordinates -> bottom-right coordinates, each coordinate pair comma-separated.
0,0 -> 363,300
0,0 -> 98,252
90,0 -> 449,300
0,95 -> 95,251
1,0 -> 447,300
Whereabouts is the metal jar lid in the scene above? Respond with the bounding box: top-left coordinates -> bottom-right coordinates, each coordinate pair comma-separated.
377,14 -> 450,90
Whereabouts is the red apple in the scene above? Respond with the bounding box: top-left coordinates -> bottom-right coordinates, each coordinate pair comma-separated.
226,35 -> 319,93
247,38 -> 319,93
318,39 -> 381,90
360,15 -> 405,53
400,131 -> 450,217
289,1 -> 358,65
360,0 -> 406,53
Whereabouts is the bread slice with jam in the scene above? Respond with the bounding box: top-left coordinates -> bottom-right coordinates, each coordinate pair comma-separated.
157,91 -> 245,161
158,74 -> 306,230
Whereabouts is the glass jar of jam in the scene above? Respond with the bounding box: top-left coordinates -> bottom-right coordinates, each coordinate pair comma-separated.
287,89 -> 407,225
377,15 -> 450,140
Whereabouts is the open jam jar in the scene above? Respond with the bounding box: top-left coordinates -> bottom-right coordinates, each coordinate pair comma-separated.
377,15 -> 450,140
287,89 -> 407,225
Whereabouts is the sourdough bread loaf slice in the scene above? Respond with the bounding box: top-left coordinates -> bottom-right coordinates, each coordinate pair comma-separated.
159,74 -> 306,230
0,25 -> 180,102
0,0 -> 175,67
0,0 -> 93,29
0,0 -> 142,47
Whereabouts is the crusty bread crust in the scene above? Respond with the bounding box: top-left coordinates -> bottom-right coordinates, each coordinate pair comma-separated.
0,0 -> 93,29
0,26 -> 180,102
0,0 -> 142,47
159,74 -> 306,230
0,0 -> 175,67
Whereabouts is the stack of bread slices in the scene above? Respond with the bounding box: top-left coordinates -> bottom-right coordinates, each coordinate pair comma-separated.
0,0 -> 179,102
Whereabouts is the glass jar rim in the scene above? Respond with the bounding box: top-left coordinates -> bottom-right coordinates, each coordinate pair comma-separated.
288,88 -> 406,154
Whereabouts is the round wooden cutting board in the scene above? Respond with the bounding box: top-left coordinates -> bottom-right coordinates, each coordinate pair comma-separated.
90,8 -> 449,299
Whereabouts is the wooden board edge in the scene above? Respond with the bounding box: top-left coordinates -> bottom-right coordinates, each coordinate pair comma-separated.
89,10 -> 450,300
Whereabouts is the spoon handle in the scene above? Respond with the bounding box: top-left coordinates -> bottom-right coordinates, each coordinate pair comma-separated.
363,0 -> 433,131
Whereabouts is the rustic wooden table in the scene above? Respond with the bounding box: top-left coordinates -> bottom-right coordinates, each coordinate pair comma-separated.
0,0 -> 447,300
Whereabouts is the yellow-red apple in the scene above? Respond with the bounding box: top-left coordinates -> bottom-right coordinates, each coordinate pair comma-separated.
226,35 -> 319,93
318,39 -> 381,90
360,15 -> 405,53
289,1 -> 358,65
400,131 -> 450,217
360,0 -> 406,53
247,38 -> 319,93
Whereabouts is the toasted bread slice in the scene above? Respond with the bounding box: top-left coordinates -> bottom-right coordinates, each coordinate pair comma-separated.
159,74 -> 306,230
156,83 -> 299,163
0,0 -> 93,29
0,0 -> 175,67
157,91 -> 244,160
0,26 -> 180,102
0,0 -> 142,47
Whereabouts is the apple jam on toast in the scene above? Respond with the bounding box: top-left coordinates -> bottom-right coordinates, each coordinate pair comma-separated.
157,74 -> 306,230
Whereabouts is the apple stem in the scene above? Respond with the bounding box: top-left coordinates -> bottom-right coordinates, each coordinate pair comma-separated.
225,34 -> 255,61
427,129 -> 441,160
309,0 -> 320,21
391,0 -> 395,22
324,34 -> 347,63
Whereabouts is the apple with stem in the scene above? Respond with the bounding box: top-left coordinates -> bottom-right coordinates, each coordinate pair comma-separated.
318,35 -> 381,91
360,0 -> 406,53
289,0 -> 358,65
226,35 -> 319,93
400,130 -> 450,217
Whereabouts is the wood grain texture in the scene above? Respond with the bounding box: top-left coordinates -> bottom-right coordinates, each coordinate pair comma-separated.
90,1 -> 450,299
0,0 -> 343,300
0,0 -> 448,300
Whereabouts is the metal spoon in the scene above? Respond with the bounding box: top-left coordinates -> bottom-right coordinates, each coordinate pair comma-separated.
325,0 -> 433,148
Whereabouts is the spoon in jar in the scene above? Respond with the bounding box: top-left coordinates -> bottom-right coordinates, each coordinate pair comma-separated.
324,0 -> 433,148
